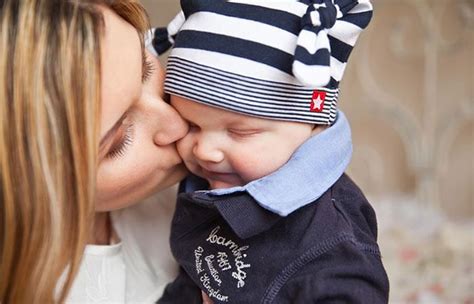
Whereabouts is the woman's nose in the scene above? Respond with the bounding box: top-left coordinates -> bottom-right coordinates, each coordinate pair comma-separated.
192,135 -> 224,163
153,103 -> 189,146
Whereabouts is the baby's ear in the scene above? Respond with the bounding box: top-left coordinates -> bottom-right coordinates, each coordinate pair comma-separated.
180,0 -> 225,18
311,125 -> 328,136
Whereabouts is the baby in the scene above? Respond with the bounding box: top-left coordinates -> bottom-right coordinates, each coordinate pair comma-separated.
155,0 -> 389,303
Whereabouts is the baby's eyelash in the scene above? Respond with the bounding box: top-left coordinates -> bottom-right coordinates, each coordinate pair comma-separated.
105,123 -> 134,160
142,58 -> 155,82
228,128 -> 261,137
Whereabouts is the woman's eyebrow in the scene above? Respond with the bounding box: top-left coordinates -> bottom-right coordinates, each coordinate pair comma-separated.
141,48 -> 153,83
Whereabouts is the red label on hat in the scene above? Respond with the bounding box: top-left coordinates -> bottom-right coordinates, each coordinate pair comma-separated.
310,90 -> 326,112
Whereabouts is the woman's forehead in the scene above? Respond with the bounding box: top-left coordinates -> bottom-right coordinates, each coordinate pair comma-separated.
99,7 -> 143,140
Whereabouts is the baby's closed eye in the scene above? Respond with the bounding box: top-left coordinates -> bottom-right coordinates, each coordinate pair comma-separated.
227,128 -> 262,138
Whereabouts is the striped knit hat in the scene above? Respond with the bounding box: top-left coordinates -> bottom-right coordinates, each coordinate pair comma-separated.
153,0 -> 373,125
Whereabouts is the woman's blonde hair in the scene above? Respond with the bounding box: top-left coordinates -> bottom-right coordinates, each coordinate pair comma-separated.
0,0 -> 148,302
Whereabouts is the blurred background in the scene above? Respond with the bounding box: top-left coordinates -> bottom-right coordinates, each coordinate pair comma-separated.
142,0 -> 473,303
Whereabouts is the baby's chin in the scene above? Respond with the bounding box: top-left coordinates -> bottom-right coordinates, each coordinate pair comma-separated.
187,164 -> 244,189
194,171 -> 243,190
208,179 -> 241,190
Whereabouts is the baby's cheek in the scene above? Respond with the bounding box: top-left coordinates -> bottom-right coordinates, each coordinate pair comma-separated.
176,136 -> 192,159
232,151 -> 284,182
175,137 -> 197,172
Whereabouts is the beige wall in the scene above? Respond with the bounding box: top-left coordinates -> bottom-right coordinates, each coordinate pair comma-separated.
141,0 -> 473,220
142,0 -> 179,31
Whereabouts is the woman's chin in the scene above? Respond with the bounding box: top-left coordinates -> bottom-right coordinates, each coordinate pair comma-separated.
157,163 -> 189,190
95,163 -> 188,212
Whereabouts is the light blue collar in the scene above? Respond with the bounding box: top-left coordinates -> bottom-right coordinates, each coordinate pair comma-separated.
185,111 -> 352,216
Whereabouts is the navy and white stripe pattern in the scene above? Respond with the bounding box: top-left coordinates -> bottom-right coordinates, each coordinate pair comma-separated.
152,11 -> 185,55
166,56 -> 339,124
293,0 -> 372,87
154,0 -> 372,125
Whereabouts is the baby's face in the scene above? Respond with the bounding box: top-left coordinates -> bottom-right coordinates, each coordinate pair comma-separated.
171,95 -> 313,189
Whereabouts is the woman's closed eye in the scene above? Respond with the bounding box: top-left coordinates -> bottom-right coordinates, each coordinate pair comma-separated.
142,58 -> 154,83
105,119 -> 134,160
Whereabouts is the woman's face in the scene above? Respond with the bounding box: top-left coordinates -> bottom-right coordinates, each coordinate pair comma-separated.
95,8 -> 188,211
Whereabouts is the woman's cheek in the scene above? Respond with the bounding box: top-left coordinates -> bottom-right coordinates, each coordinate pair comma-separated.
96,132 -> 155,200
97,148 -> 145,196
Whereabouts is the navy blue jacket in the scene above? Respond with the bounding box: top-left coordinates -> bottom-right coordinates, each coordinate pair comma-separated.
159,174 -> 389,303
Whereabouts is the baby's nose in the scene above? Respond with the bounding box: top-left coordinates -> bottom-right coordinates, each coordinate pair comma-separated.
192,136 -> 224,163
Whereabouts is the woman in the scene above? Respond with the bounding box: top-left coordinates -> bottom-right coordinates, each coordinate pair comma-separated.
0,0 -> 187,302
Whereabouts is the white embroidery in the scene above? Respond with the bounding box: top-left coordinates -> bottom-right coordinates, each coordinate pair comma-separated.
217,252 -> 232,271
232,254 -> 251,289
200,273 -> 229,302
193,226 -> 252,302
205,255 -> 222,286
207,227 -> 248,257
195,246 -> 204,274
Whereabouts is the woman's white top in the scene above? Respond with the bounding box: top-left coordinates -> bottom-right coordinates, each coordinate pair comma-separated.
66,187 -> 179,303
